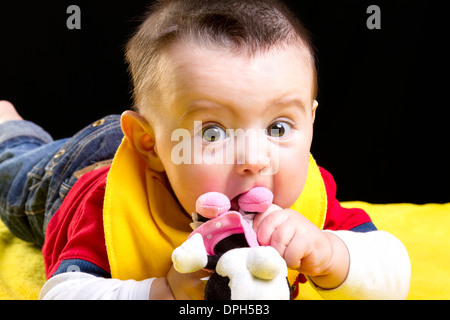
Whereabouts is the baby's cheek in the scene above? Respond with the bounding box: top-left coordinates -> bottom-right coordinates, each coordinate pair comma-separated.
273,170 -> 308,209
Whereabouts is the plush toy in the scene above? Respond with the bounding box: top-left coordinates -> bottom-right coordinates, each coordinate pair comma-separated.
172,187 -> 291,300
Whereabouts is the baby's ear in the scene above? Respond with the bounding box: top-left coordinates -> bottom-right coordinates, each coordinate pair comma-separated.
120,110 -> 165,172
312,100 -> 319,123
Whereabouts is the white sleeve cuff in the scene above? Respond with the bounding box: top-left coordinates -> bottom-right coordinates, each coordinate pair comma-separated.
39,272 -> 155,300
311,230 -> 411,300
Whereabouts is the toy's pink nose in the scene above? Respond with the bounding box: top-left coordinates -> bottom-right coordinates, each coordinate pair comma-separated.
238,187 -> 273,213
196,192 -> 231,219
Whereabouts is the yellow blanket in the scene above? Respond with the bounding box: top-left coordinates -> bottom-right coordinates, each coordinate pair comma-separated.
0,202 -> 449,300
343,202 -> 450,300
0,220 -> 45,299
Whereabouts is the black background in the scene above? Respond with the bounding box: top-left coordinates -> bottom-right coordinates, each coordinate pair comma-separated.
0,1 -> 448,204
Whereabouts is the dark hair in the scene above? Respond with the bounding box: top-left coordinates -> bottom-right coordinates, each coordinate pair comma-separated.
126,0 -> 317,117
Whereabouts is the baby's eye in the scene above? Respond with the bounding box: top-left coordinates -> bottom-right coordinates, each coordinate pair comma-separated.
202,125 -> 227,142
266,121 -> 293,138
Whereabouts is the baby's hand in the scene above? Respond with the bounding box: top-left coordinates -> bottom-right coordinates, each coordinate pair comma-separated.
166,266 -> 210,300
149,265 -> 209,300
253,206 -> 349,289
253,206 -> 330,272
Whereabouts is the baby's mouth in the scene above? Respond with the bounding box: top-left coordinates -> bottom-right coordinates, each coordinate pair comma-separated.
230,195 -> 240,212
230,189 -> 270,214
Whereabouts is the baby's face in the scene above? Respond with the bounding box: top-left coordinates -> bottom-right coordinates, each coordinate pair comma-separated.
152,42 -> 317,216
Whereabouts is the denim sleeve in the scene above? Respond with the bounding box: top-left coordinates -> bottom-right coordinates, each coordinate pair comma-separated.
350,221 -> 377,233
0,120 -> 66,245
52,259 -> 111,278
0,116 -> 123,247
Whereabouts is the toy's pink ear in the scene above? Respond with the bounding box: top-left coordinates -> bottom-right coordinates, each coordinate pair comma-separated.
196,192 -> 231,219
238,187 -> 273,213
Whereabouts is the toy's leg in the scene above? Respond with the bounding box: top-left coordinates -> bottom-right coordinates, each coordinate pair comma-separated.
246,246 -> 286,280
205,272 -> 231,300
172,233 -> 208,273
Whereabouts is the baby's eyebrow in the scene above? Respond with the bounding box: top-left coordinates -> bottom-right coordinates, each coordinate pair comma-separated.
181,95 -> 307,120
271,96 -> 307,113
275,96 -> 306,108
182,101 -> 227,118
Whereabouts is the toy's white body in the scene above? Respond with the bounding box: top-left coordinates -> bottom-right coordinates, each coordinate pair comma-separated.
216,246 -> 290,300
172,187 -> 291,300
172,233 -> 291,300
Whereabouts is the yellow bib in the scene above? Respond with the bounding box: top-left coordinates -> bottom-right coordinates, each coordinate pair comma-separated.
103,138 -> 327,298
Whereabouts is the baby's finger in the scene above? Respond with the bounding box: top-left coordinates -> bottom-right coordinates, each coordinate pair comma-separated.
252,204 -> 283,233
256,210 -> 289,246
283,233 -> 305,270
269,221 -> 297,260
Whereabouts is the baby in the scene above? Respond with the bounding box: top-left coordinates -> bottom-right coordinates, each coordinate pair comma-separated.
0,0 -> 410,299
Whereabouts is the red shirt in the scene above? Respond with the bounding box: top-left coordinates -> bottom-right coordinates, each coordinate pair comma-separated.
43,166 -> 373,279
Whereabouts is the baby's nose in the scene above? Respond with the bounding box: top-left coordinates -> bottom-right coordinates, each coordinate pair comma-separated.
234,130 -> 272,175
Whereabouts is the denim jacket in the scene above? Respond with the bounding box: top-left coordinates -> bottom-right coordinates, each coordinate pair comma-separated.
0,115 -> 123,246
